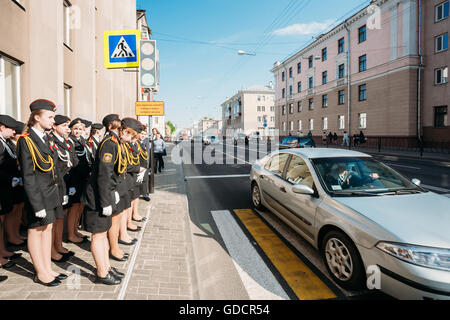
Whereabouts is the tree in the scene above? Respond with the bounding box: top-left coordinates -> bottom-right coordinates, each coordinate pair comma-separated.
166,121 -> 176,134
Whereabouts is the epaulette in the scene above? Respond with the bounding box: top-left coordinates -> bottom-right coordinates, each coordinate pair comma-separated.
88,137 -> 93,143
19,132 -> 30,138
111,136 -> 118,143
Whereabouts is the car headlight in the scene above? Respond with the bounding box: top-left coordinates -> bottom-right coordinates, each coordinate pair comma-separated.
376,242 -> 450,271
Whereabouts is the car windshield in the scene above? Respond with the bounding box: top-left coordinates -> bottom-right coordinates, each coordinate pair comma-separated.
282,137 -> 298,144
311,157 -> 424,196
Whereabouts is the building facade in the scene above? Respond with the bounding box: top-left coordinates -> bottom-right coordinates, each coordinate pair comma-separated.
221,85 -> 275,138
0,0 -> 138,123
272,0 -> 425,142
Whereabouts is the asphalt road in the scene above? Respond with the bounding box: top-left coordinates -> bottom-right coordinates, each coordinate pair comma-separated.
176,141 -> 450,300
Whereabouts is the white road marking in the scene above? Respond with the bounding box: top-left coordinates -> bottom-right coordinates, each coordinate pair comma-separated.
117,205 -> 151,300
421,184 -> 450,193
211,210 -> 289,300
185,174 -> 250,180
385,163 -> 420,170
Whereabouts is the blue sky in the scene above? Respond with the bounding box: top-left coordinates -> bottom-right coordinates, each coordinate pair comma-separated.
136,0 -> 370,130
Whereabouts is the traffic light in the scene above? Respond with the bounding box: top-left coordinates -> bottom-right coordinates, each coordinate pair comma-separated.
140,40 -> 157,89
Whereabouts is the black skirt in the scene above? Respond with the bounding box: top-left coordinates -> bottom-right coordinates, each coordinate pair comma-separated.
12,186 -> 25,205
26,206 -> 56,229
0,187 -> 14,215
54,206 -> 65,220
83,206 -> 112,234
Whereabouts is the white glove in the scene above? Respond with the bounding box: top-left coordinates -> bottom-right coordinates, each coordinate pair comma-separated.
136,171 -> 145,183
12,177 -> 21,188
62,195 -> 69,206
102,206 -> 112,216
69,187 -> 76,196
115,191 -> 120,204
35,209 -> 47,218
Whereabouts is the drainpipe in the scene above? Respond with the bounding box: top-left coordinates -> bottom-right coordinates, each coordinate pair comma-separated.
344,20 -> 351,149
417,0 -> 423,152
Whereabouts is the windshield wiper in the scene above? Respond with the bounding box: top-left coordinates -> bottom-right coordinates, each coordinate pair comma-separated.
331,191 -> 382,197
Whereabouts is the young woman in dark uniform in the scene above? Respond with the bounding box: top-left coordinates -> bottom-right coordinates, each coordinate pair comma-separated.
0,115 -> 22,268
82,114 -> 126,285
134,129 -> 149,221
67,119 -> 91,243
49,115 -> 75,262
17,99 -> 66,286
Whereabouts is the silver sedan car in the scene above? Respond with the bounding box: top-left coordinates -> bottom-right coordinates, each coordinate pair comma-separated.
250,148 -> 450,300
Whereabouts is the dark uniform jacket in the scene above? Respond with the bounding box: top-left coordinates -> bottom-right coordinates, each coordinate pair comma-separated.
0,136 -> 18,214
82,131 -> 127,211
67,135 -> 92,192
16,129 -> 60,213
86,136 -> 99,165
125,142 -> 140,189
137,140 -> 149,169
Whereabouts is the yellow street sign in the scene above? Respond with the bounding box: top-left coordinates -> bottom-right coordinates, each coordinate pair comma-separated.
104,30 -> 141,69
136,101 -> 165,116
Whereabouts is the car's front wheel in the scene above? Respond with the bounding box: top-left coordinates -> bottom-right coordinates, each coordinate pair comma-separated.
251,182 -> 264,210
321,230 -> 366,290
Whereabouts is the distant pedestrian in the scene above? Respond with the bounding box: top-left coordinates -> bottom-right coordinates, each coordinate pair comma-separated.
328,132 -> 333,145
342,131 -> 349,147
333,132 -> 338,142
322,132 -> 327,146
359,130 -> 366,144
307,130 -> 312,137
153,133 -> 165,174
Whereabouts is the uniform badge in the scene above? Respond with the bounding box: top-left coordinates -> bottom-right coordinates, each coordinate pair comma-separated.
103,153 -> 113,163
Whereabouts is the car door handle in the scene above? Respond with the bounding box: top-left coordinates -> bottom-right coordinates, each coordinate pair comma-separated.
280,186 -> 286,193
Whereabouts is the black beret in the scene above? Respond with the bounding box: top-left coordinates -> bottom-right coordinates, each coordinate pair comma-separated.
0,115 -> 19,129
54,115 -> 70,126
13,121 -> 25,134
102,114 -> 120,127
92,123 -> 104,130
69,118 -> 83,128
81,119 -> 92,127
30,99 -> 57,112
121,118 -> 143,133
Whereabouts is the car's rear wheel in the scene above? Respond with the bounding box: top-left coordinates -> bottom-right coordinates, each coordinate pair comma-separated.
321,230 -> 365,290
251,182 -> 264,210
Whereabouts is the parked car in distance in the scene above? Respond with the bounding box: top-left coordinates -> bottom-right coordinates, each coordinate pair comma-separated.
191,135 -> 203,143
250,148 -> 450,300
279,136 -> 316,149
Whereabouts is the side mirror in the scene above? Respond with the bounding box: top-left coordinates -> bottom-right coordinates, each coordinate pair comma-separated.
411,178 -> 421,186
292,184 -> 315,195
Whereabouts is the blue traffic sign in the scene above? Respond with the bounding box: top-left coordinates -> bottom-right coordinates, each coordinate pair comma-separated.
104,30 -> 141,69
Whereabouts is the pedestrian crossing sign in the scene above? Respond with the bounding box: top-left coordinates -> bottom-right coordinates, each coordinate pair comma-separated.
104,30 -> 141,69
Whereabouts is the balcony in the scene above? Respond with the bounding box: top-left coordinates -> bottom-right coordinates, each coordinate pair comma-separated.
336,78 -> 345,87
307,88 -> 314,96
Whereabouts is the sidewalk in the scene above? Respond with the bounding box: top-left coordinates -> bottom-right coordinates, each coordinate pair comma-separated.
0,144 -> 197,300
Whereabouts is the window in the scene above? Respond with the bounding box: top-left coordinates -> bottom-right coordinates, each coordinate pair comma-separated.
282,88 -> 286,98
283,122 -> 286,132
282,105 -> 286,115
322,47 -> 327,61
338,90 -> 345,105
282,71 -> 285,81
289,103 -> 294,114
285,156 -> 313,187
322,117 -> 328,130
262,106 -> 265,112
322,71 -> 327,84
308,76 -> 314,89
338,115 -> 345,129
359,55 -> 367,72
436,1 -> 449,22
359,84 -> 367,101
266,153 -> 290,177
257,106 -> 261,112
64,84 -> 71,116
358,113 -> 367,129
297,101 -> 302,112
290,121 -> 294,131
289,85 -> 293,96
338,37 -> 345,53
436,33 -> 448,52
270,106 -> 275,112
297,81 -> 302,93
338,64 -> 345,79
434,106 -> 447,128
435,67 -> 448,84
257,96 -> 261,101
322,94 -> 328,108
308,98 -> 314,110
289,67 -> 293,78
298,120 -> 302,131
64,1 -> 71,47
262,96 -> 266,101
297,62 -> 302,73
309,119 -> 314,130
308,56 -> 313,68
0,56 -> 21,119
270,116 -> 275,122
258,116 -> 262,122
358,25 -> 367,43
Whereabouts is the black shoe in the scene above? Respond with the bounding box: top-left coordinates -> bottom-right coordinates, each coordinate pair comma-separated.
0,275 -> 7,282
95,273 -> 121,285
68,237 -> 89,244
139,195 -> 151,202
55,273 -> 68,281
6,253 -> 22,260
0,260 -> 16,269
33,276 -> 61,287
52,254 -> 70,263
118,238 -> 137,246
132,216 -> 147,222
59,250 -> 75,257
109,267 -> 125,279
127,226 -> 142,232
110,254 -> 128,262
